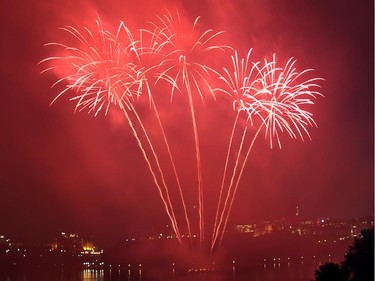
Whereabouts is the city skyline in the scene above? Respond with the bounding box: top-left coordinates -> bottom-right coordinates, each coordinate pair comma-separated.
1,209 -> 373,247
0,0 -> 373,248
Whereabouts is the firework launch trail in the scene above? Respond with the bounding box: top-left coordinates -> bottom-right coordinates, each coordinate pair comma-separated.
40,10 -> 323,252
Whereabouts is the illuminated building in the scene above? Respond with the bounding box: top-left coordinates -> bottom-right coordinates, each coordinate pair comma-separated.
235,224 -> 256,235
49,232 -> 102,256
349,216 -> 374,237
0,235 -> 6,244
235,222 -> 274,237
235,215 -> 374,241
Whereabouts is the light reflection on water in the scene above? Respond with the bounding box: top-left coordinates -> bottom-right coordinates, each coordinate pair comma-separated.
2,259 -> 325,281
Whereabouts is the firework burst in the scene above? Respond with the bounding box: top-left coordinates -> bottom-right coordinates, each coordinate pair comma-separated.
40,17 -> 192,244
150,9 -> 228,100
239,54 -> 323,149
211,51 -> 323,251
40,12 -> 323,253
39,18 -> 148,116
146,10 -> 229,244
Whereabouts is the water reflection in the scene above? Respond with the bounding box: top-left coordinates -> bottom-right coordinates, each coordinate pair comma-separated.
82,269 -> 104,280
2,259 -> 321,281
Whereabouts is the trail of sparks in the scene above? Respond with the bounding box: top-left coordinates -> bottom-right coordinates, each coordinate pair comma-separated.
212,122 -> 249,251
215,124 -> 263,249
211,50 -> 322,251
211,50 -> 261,251
40,17 -> 187,243
127,102 -> 183,243
150,10 -> 226,245
40,13 -> 323,252
123,107 -> 182,244
211,111 -> 239,250
149,96 -> 193,244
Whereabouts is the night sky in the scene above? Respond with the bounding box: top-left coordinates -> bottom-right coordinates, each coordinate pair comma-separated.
1,0 -> 373,247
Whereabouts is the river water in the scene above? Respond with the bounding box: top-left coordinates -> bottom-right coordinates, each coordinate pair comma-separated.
2,259 -> 322,281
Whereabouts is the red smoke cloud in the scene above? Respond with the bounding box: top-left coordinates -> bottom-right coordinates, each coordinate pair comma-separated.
0,0 -> 373,247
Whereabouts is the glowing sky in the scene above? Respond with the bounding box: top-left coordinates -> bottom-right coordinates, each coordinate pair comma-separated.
0,0 -> 373,246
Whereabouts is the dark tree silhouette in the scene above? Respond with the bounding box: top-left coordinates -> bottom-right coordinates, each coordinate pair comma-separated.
312,227 -> 374,281
341,227 -> 374,281
314,262 -> 346,281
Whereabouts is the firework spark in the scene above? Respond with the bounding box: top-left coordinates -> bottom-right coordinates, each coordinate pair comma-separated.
149,10 -> 227,244
211,49 -> 262,250
211,51 -> 323,251
244,54 -> 323,148
40,12 -> 323,253
40,17 -> 191,244
39,18 -> 146,116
